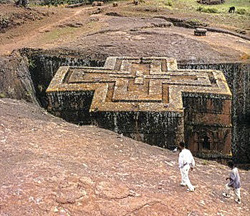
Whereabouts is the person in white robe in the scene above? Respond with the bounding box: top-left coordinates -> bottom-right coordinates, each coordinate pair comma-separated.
178,142 -> 195,192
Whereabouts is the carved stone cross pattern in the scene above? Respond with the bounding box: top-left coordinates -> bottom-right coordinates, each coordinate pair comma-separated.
47,57 -> 232,156
47,57 -> 231,113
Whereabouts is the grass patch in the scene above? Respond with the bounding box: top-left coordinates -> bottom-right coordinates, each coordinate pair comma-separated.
142,0 -> 174,9
0,92 -> 6,98
197,6 -> 218,13
236,8 -> 248,15
187,18 -> 207,27
28,58 -> 36,69
39,21 -> 102,44
42,26 -> 76,42
202,160 -> 209,165
123,0 -> 250,33
173,0 -> 250,14
163,0 -> 173,7
198,0 -> 250,14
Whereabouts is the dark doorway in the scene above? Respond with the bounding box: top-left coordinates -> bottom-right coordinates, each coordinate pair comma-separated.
203,135 -> 210,150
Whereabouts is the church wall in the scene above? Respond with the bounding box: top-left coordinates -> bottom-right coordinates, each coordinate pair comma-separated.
180,63 -> 250,164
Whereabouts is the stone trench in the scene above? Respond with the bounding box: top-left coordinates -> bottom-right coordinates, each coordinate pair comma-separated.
3,48 -> 250,166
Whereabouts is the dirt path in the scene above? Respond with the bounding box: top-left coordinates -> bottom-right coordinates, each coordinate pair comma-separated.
0,5 -> 93,55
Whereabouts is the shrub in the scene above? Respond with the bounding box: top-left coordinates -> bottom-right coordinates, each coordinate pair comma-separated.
0,0 -> 13,3
236,9 -> 247,15
202,160 -> 208,165
206,8 -> 218,13
28,58 -> 36,69
0,92 -> 6,98
196,6 -> 203,12
0,16 -> 10,29
187,18 -> 207,28
196,6 -> 218,13
164,0 -> 173,7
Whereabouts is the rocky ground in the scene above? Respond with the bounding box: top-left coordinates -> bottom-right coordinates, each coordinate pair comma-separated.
63,15 -> 249,62
0,3 -> 249,63
0,98 -> 250,216
0,2 -> 250,216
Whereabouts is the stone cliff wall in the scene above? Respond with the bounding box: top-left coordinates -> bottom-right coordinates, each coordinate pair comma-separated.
91,111 -> 183,149
0,51 -> 38,104
20,49 -> 104,108
47,91 -> 94,125
179,63 -> 250,164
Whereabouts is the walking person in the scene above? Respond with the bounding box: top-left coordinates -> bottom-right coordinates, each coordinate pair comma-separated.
222,161 -> 241,204
178,141 -> 195,192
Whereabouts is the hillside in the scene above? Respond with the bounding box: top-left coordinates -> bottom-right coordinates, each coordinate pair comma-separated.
0,98 -> 250,215
0,2 -> 249,62
0,1 -> 250,215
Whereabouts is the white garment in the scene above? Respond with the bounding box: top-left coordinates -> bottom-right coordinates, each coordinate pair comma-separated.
180,164 -> 195,191
179,148 -> 195,191
225,183 -> 241,200
179,148 -> 195,168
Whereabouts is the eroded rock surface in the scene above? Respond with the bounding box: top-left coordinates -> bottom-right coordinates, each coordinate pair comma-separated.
0,98 -> 249,215
0,51 -> 37,103
63,16 -> 249,63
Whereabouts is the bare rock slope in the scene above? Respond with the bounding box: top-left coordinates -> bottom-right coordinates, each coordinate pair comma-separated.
0,4 -> 249,63
0,51 -> 37,103
0,98 -> 249,216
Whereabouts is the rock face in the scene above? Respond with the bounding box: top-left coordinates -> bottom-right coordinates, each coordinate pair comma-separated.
194,28 -> 207,36
0,51 -> 37,103
0,98 -> 250,216
180,63 -> 250,165
20,48 -> 104,108
46,56 -> 232,159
